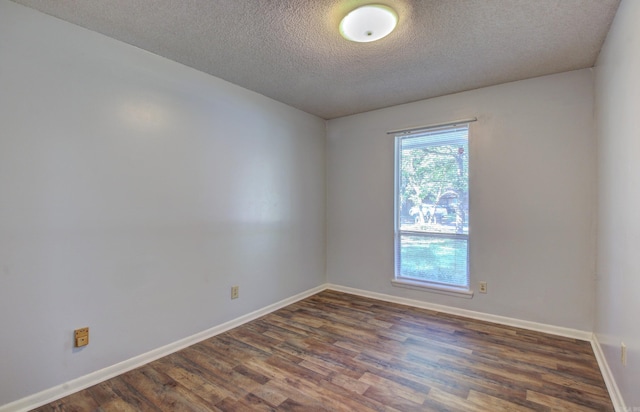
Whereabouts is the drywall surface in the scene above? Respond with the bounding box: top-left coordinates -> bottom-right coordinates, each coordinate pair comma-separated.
327,69 -> 596,331
595,0 -> 640,407
0,0 -> 325,406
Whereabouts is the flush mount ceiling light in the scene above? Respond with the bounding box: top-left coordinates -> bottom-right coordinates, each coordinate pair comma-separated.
340,4 -> 398,43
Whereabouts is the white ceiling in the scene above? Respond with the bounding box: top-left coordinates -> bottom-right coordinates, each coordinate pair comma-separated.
11,0 -> 620,119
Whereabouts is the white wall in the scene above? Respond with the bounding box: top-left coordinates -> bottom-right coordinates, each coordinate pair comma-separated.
0,0 -> 325,406
327,70 -> 597,331
595,0 -> 640,408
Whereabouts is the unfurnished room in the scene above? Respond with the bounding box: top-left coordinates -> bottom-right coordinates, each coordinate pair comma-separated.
0,0 -> 638,411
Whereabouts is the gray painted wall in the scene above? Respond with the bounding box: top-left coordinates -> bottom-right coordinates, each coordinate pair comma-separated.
595,0 -> 640,408
0,1 -> 326,406
327,69 -> 597,331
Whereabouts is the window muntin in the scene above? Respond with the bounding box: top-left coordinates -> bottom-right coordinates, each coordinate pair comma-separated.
394,124 -> 469,289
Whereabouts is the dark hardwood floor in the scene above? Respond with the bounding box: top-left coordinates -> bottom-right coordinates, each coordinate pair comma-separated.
32,290 -> 613,411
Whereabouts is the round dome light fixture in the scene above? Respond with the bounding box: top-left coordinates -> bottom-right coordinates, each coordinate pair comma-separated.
339,4 -> 398,43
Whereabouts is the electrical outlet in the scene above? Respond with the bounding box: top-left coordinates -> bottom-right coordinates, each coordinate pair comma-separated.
231,285 -> 239,299
74,327 -> 89,347
479,281 -> 487,294
621,342 -> 627,366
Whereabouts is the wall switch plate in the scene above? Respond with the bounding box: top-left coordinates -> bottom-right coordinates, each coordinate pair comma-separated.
74,327 -> 89,347
231,285 -> 239,299
621,342 -> 627,366
479,281 -> 487,294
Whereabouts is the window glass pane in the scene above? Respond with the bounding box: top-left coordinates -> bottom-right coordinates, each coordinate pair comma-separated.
395,124 -> 469,288
398,128 -> 468,235
397,234 -> 468,287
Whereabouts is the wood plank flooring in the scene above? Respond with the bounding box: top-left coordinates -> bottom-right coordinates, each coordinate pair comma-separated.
32,290 -> 613,411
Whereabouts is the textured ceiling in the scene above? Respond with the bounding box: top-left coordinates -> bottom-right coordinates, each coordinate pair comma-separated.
11,0 -> 620,119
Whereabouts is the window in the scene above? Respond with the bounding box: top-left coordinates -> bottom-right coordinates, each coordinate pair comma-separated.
393,123 -> 470,295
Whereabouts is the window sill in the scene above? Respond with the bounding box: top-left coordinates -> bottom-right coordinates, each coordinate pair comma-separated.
391,278 -> 474,299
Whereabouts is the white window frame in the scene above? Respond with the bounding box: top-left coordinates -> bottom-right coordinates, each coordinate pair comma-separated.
391,119 -> 475,298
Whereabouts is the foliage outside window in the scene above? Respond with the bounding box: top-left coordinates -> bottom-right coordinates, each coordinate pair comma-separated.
394,124 -> 469,290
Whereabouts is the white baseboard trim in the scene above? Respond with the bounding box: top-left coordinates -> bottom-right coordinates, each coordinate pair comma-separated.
591,334 -> 626,412
326,284 -> 593,341
0,284 -> 329,412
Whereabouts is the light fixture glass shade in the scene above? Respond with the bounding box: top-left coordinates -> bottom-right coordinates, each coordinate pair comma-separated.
340,4 -> 398,43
